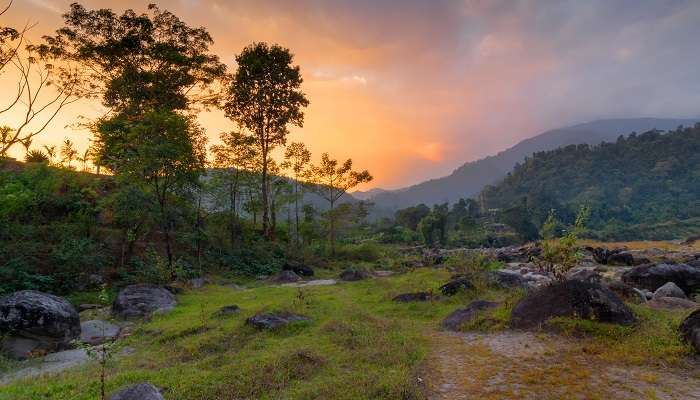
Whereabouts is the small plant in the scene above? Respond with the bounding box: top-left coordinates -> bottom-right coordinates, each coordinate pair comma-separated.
80,286 -> 118,400
537,206 -> 590,279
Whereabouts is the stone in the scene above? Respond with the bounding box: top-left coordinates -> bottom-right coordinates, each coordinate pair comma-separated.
439,276 -> 474,296
214,305 -> 240,317
392,292 -> 434,302
80,320 -> 121,345
442,301 -> 500,331
646,297 -> 698,310
280,279 -> 337,288
112,284 -> 177,319
0,290 -> 81,359
282,261 -> 314,277
246,312 -> 312,330
339,268 -> 371,281
108,383 -> 164,400
189,277 -> 208,289
653,282 -> 687,299
487,270 -> 528,289
270,270 -> 301,284
0,349 -> 89,384
510,280 -> 636,330
568,269 -> 602,283
606,280 -> 638,300
679,308 -> 700,353
622,263 -> 700,293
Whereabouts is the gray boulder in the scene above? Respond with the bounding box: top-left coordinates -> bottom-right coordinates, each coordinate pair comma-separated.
439,276 -> 474,296
246,312 -> 311,330
653,282 -> 687,299
339,268 -> 371,281
510,280 -> 636,329
270,270 -> 301,284
392,292 -> 433,302
109,383 -> 164,400
487,270 -> 528,289
568,269 -> 602,283
622,263 -> 700,293
80,320 -> 121,345
0,290 -> 80,358
112,284 -> 176,319
442,300 -> 500,331
680,309 -> 700,353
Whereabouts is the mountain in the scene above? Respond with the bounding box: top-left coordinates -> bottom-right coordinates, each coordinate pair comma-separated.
366,118 -> 700,212
480,125 -> 700,240
351,187 -> 389,201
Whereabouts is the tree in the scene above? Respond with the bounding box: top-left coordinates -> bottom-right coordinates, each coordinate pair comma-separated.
210,131 -> 258,246
60,139 -> 78,168
395,204 -> 430,231
281,142 -> 311,244
224,42 -> 309,239
98,110 -> 206,273
24,149 -> 49,163
0,1 -> 80,157
36,3 -> 226,118
42,144 -> 56,164
310,153 -> 372,254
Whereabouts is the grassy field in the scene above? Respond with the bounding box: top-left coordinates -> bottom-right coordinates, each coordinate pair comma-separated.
0,269 -> 470,400
1,266 -> 697,399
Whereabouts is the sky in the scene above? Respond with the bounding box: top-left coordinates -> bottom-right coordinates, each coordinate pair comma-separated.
2,0 -> 700,190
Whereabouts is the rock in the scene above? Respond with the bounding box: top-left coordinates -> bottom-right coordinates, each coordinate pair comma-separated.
112,284 -> 177,319
487,270 -> 528,289
510,280 -> 636,329
214,305 -> 240,317
339,268 -> 371,281
79,304 -> 102,312
679,308 -> 700,353
270,270 -> 301,284
282,261 -> 314,277
246,312 -> 312,330
281,279 -> 337,288
622,263 -> 700,293
373,270 -> 396,278
0,290 -> 81,359
568,269 -> 602,283
607,251 -> 636,266
440,276 -> 474,296
588,247 -> 648,266
442,301 -> 500,331
646,297 -> 698,310
606,280 -> 638,300
80,320 -> 121,345
0,348 -> 89,384
632,288 -> 652,302
653,282 -> 687,299
108,383 -> 164,400
392,292 -> 433,302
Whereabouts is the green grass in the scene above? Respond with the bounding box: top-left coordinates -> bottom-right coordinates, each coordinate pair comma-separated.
0,269 -> 480,400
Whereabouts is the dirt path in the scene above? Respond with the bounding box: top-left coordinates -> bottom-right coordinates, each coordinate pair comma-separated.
424,331 -> 700,400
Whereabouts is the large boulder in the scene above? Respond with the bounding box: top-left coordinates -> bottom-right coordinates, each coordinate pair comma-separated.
442,300 -> 500,331
0,290 -> 80,358
270,270 -> 301,284
653,282 -> 687,299
588,247 -> 649,266
112,284 -> 176,319
282,261 -> 315,277
80,320 -> 121,345
392,292 -> 433,302
510,280 -> 636,330
439,276 -> 474,296
339,268 -> 371,282
622,263 -> 700,293
679,309 -> 700,353
109,383 -> 164,400
246,312 -> 312,330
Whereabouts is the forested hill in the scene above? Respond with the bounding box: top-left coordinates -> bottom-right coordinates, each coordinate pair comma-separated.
480,124 -> 700,240
364,117 -> 700,213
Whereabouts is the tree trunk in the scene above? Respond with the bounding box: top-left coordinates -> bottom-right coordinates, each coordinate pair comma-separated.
329,199 -> 335,256
261,145 -> 270,239
295,181 -> 300,246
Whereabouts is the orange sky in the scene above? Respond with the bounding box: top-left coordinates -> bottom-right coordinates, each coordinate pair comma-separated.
3,1 -> 700,189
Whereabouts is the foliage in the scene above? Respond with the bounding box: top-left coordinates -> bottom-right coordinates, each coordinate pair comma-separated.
481,126 -> 700,240
536,206 -> 589,279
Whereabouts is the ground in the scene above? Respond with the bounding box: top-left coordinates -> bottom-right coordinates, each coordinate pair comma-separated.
0,265 -> 698,399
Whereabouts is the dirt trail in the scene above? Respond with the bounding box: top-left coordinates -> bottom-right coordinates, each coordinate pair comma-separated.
424,331 -> 700,400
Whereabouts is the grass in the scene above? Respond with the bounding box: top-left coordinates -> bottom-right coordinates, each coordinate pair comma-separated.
0,269 -> 479,400
581,239 -> 700,251
1,268 -> 697,399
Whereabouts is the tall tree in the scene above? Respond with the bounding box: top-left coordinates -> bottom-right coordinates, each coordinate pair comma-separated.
310,153 -> 372,254
36,3 -> 226,118
210,131 -> 258,246
281,142 -> 311,245
223,42 -> 309,239
60,139 -> 77,168
99,110 -> 207,273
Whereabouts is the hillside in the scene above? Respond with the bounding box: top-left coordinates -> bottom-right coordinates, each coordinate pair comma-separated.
366,118 -> 700,212
481,125 -> 700,240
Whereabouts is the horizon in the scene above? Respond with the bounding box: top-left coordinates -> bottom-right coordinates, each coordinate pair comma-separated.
3,1 -> 700,190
